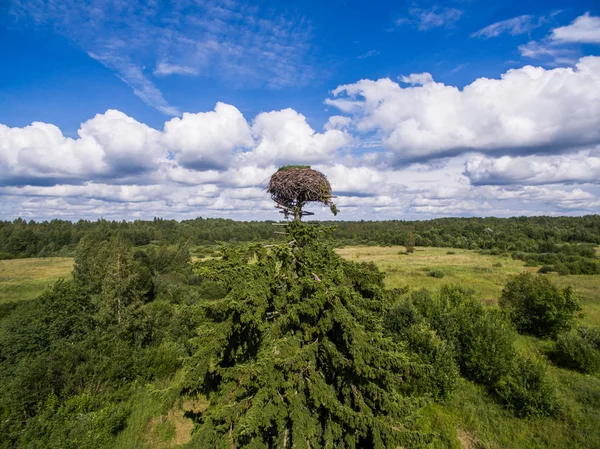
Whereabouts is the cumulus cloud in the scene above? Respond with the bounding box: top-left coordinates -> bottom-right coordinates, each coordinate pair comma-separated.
326,56 -> 600,163
465,150 -> 600,186
471,15 -> 540,39
2,67 -> 600,221
0,103 -> 350,188
163,103 -> 253,170
244,109 -> 351,166
0,110 -> 164,184
551,12 -> 600,44
324,116 -> 352,131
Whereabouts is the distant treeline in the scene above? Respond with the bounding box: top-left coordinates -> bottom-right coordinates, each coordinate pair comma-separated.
1,215 -> 599,274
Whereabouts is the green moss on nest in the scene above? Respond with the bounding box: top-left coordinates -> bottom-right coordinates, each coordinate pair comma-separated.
276,165 -> 311,172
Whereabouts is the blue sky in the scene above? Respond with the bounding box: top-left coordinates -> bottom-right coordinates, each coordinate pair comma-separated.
1,0 -> 600,221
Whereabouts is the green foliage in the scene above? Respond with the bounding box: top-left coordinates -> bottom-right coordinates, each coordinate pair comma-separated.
492,352 -> 559,418
384,285 -> 556,417
1,214 -> 599,447
392,321 -> 459,401
427,269 -> 445,278
500,273 -> 581,338
1,216 -> 599,274
405,232 -> 416,254
0,251 -> 14,260
552,327 -> 600,374
182,221 -> 431,448
277,165 -> 311,171
0,236 -> 199,448
393,286 -> 516,387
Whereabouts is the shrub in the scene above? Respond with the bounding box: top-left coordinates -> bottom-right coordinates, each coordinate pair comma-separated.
500,273 -> 581,338
538,265 -> 554,273
459,310 -> 516,386
555,263 -> 571,276
446,251 -> 456,255
493,352 -> 559,417
552,328 -> 600,374
398,323 -> 460,401
387,286 -> 516,389
427,269 -> 444,279
0,251 -> 14,260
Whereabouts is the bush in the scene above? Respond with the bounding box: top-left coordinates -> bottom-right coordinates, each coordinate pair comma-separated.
552,328 -> 600,374
386,286 -> 516,389
500,273 -> 581,338
493,352 -> 559,417
427,269 -> 445,279
446,251 -> 456,255
398,322 -> 460,401
555,263 -> 571,276
460,310 -> 516,386
538,265 -> 554,274
0,251 -> 14,260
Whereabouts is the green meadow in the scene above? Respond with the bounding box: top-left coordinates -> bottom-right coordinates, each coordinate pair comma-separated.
0,257 -> 73,305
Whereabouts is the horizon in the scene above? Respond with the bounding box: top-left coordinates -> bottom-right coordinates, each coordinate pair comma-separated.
1,1 -> 600,222
4,213 -> 599,225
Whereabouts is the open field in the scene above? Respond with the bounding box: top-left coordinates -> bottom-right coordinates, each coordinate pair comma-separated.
0,257 -> 74,304
337,245 -> 600,316
337,246 -> 537,299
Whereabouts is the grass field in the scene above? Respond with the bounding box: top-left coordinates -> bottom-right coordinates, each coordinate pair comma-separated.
0,257 -> 74,304
337,246 -> 600,319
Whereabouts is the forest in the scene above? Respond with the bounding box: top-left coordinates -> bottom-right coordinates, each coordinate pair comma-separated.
1,214 -> 599,275
0,216 -> 599,448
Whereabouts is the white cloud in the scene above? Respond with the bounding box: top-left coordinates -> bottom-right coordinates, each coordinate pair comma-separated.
471,15 -> 539,39
398,7 -> 463,31
358,50 -> 379,59
518,41 -> 577,64
551,12 -> 600,44
163,103 -> 253,170
518,13 -> 600,65
464,150 -> 600,186
324,116 -> 352,131
244,109 -> 351,166
80,110 -> 165,173
2,71 -> 600,221
154,62 -> 199,77
326,56 -> 600,163
12,0 -> 315,114
0,110 -> 164,183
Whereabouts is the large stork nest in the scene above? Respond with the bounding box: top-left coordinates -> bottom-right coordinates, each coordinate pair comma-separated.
267,166 -> 338,218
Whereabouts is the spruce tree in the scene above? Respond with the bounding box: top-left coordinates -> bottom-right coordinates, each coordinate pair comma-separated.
182,219 -> 431,448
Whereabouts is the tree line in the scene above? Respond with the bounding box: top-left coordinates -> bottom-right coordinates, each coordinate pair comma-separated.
2,215 -> 598,275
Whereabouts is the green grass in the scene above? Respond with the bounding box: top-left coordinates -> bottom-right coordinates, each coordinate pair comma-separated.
337,246 -> 538,301
0,257 -> 74,304
111,381 -> 208,449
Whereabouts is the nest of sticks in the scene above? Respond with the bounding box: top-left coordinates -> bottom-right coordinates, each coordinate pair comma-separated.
267,166 -> 337,216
